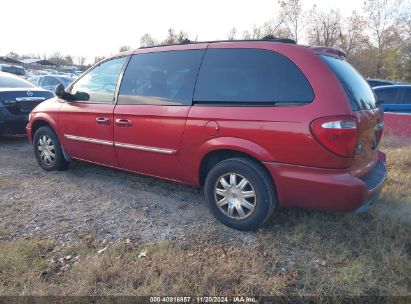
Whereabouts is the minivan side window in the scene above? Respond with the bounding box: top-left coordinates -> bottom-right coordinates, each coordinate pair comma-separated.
70,57 -> 126,103
118,50 -> 205,106
193,48 -> 314,105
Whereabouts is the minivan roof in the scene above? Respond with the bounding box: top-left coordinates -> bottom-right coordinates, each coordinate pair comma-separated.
110,38 -> 298,58
109,39 -> 346,62
138,37 -> 297,49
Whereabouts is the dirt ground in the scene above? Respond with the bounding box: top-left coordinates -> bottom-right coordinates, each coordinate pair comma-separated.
0,136 -> 256,244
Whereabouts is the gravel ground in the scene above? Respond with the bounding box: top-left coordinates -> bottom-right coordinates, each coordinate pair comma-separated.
0,136 -> 256,244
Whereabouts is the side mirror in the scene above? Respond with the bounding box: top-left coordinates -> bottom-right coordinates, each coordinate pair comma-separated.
55,83 -> 66,99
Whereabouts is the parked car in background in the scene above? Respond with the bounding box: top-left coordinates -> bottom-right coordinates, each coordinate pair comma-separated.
367,78 -> 401,88
28,75 -> 76,91
0,64 -> 27,77
0,72 -> 54,135
373,85 -> 411,113
27,39 -> 386,230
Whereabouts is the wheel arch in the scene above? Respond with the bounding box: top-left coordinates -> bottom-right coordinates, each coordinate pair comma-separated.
193,137 -> 275,186
29,114 -> 58,142
31,119 -> 52,139
198,148 -> 276,190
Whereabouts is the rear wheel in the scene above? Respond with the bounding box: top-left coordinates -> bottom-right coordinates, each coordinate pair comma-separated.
33,126 -> 69,171
204,157 -> 276,231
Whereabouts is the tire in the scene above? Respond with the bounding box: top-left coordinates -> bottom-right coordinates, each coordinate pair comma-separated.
204,157 -> 276,231
33,126 -> 69,171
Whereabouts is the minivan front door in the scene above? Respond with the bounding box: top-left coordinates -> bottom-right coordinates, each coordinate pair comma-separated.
113,50 -> 205,180
59,57 -> 127,167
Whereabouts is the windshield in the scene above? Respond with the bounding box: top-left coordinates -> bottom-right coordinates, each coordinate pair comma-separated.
0,73 -> 36,88
321,55 -> 376,111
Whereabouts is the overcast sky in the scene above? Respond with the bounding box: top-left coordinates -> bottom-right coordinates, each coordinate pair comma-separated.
1,0 -> 363,63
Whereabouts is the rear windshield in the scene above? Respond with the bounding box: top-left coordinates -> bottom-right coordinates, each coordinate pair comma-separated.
321,55 -> 376,111
0,74 -> 35,88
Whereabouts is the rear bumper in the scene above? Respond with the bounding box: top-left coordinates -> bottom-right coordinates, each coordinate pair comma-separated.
0,108 -> 29,135
264,151 -> 387,212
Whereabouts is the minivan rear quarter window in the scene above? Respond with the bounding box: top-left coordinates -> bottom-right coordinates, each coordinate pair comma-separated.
321,55 -> 376,111
193,48 -> 314,105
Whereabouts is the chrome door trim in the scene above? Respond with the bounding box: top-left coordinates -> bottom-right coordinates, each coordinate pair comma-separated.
64,135 -> 176,154
64,134 -> 113,146
114,142 -> 176,155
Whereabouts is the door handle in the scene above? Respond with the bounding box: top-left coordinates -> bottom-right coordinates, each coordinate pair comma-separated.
96,117 -> 111,125
115,118 -> 133,127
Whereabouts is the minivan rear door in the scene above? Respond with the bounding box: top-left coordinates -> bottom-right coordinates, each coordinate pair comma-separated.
113,49 -> 205,180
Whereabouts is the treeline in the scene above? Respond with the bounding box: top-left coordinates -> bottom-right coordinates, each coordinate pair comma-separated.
137,0 -> 411,82
5,0 -> 410,81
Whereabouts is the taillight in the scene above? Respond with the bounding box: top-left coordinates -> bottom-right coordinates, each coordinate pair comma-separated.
310,116 -> 358,158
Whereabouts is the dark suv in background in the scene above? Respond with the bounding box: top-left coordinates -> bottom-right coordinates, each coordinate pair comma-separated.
27,39 -> 387,230
0,72 -> 54,135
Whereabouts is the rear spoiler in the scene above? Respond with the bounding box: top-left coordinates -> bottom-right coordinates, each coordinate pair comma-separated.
311,47 -> 347,58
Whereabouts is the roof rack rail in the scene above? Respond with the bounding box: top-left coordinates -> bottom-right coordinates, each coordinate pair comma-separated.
139,37 -> 296,49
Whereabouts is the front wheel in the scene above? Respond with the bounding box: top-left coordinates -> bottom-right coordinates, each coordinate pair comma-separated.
204,158 -> 276,231
33,126 -> 69,171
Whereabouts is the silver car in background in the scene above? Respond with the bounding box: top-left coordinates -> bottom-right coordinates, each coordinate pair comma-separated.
28,75 -> 76,91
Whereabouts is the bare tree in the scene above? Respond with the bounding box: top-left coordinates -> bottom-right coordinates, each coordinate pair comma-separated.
64,55 -> 74,65
279,0 -> 308,42
93,56 -> 106,64
227,27 -> 237,40
243,25 -> 262,39
242,17 -> 290,40
119,45 -> 131,52
48,51 -> 65,65
162,28 -> 177,45
363,0 -> 403,77
176,30 -> 189,43
140,33 -> 157,47
308,8 -> 342,47
76,56 -> 87,67
262,16 -> 291,38
338,11 -> 370,58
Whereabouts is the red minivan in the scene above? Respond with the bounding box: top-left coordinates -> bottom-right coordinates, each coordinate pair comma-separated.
27,39 -> 387,230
